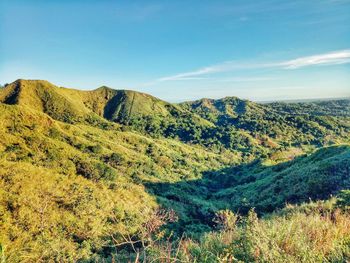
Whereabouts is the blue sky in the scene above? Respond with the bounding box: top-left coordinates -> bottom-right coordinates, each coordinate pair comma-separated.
1,0 -> 349,102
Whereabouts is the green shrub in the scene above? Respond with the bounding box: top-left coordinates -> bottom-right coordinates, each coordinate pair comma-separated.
74,158 -> 117,181
336,190 -> 350,210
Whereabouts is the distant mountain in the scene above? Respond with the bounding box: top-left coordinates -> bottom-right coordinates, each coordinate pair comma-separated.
181,95 -> 350,153
181,96 -> 350,122
180,96 -> 251,122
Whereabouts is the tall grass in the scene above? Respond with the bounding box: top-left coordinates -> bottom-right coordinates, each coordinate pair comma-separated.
142,203 -> 350,263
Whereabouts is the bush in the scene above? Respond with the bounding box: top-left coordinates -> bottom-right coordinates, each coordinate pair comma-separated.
87,144 -> 103,154
336,190 -> 350,210
75,158 -> 117,181
48,127 -> 61,139
106,152 -> 125,166
213,209 -> 238,231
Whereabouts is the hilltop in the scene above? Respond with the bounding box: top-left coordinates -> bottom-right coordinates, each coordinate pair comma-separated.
0,79 -> 211,127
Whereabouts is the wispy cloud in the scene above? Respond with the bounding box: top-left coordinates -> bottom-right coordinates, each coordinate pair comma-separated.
157,63 -> 237,82
154,62 -> 272,82
150,49 -> 350,84
281,50 -> 350,69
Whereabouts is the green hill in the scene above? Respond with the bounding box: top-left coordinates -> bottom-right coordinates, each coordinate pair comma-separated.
0,79 -> 213,141
180,96 -> 350,158
0,98 -> 236,261
268,99 -> 350,117
0,79 -> 180,122
2,80 -> 349,155
0,79 -> 350,262
180,96 -> 258,121
0,79 -> 88,123
213,144 -> 350,213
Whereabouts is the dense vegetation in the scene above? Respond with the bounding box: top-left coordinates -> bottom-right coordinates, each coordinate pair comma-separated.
0,79 -> 349,262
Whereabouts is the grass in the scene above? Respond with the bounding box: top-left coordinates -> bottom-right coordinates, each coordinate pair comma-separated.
142,200 -> 350,263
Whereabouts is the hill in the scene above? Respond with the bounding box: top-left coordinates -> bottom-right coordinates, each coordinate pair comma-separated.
181,96 -> 350,158
0,79 -> 214,142
268,99 -> 350,117
2,80 -> 349,156
0,99 -> 237,261
0,79 -> 350,262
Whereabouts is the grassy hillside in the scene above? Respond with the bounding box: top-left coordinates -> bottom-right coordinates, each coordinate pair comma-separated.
164,199 -> 350,263
146,145 -> 350,234
0,79 -> 213,140
213,145 -> 350,213
0,79 -> 350,262
0,98 -> 237,261
0,80 -> 89,123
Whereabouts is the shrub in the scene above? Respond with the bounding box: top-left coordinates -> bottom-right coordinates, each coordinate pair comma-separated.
75,158 -> 117,181
48,127 -> 61,139
87,144 -> 103,154
106,152 -> 125,166
213,209 -> 239,231
336,190 -> 350,210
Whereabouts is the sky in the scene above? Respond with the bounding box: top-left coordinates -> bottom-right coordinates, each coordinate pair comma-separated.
1,0 -> 350,102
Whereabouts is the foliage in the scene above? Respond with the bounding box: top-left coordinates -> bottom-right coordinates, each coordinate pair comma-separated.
113,208 -> 178,262
213,209 -> 239,231
336,190 -> 350,211
212,145 -> 350,214
0,161 -> 155,262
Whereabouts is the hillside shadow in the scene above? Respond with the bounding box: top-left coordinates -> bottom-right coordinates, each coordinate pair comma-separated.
103,92 -> 125,121
143,145 -> 350,237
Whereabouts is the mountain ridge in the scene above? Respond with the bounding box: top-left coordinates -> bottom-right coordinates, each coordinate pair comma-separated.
1,79 -> 349,155
0,79 -> 206,125
3,79 -> 349,106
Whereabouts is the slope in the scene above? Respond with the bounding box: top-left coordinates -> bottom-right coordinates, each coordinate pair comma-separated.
213,144 -> 350,213
0,79 -> 213,141
0,101 -> 239,261
146,144 -> 350,235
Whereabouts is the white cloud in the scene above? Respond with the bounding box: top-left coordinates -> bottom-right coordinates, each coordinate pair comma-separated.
156,62 -> 237,81
281,50 -> 350,69
155,62 -> 271,82
150,49 -> 350,84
